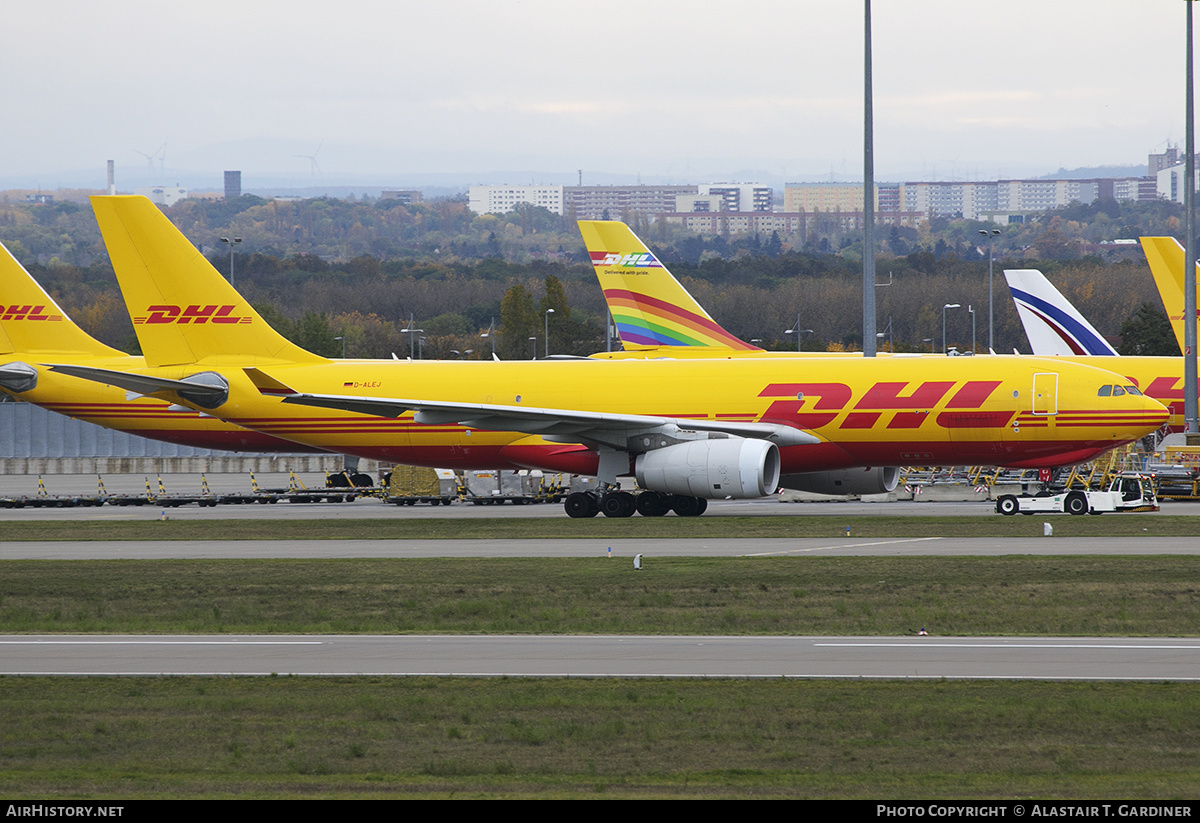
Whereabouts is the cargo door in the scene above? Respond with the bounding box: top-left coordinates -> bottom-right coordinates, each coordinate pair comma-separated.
1032,372 -> 1058,416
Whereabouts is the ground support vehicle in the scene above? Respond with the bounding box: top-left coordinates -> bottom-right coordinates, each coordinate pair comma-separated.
462,469 -> 553,506
3,475 -> 107,508
249,470 -> 356,504
995,472 -> 1158,515
1148,464 -> 1200,499
383,466 -> 458,506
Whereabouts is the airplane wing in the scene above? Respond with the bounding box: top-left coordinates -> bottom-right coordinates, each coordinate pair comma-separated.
246,368 -> 819,451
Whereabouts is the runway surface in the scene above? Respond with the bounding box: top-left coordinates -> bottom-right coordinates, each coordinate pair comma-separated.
6,478 -> 1195,682
3,634 -> 1196,679
4,535 -> 1199,558
0,496 -> 999,520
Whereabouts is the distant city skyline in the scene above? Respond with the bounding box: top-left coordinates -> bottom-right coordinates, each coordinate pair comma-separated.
2,0 -> 1191,191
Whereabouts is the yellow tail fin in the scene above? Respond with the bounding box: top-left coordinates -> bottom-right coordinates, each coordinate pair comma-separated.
578,220 -> 758,351
90,195 -> 325,368
0,241 -> 125,357
1140,236 -> 1194,356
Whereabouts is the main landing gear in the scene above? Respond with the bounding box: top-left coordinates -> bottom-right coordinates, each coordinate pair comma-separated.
563,490 -> 708,518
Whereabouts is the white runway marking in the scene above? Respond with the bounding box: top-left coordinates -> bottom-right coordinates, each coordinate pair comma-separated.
0,640 -> 323,645
817,642 -> 1200,650
745,537 -> 943,555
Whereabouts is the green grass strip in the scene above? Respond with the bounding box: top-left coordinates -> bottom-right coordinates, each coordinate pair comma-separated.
0,677 -> 1197,798
5,513 -> 1200,541
2,556 -> 1198,635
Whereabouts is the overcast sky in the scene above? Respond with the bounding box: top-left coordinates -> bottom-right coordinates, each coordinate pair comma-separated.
2,0 -> 1193,189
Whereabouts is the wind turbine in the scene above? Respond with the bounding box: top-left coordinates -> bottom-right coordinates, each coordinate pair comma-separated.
131,141 -> 166,182
297,140 -> 323,178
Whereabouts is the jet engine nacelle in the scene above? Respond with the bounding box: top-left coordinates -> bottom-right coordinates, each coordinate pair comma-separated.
779,466 -> 900,496
635,438 -> 780,499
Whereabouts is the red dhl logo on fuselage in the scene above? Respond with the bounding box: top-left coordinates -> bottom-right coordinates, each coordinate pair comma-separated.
134,305 -> 251,325
755,380 -> 1010,430
1,305 -> 62,321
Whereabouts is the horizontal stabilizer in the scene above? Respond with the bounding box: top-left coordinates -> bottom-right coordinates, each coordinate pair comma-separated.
48,364 -> 229,409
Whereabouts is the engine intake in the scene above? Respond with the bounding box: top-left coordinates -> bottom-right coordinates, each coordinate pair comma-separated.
635,438 -> 780,499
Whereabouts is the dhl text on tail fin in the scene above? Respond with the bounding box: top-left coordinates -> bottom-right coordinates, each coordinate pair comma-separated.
90,196 -> 326,368
0,234 -> 319,452
0,241 -> 124,358
578,220 -> 759,352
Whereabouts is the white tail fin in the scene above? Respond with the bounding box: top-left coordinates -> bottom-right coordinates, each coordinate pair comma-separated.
1004,269 -> 1118,356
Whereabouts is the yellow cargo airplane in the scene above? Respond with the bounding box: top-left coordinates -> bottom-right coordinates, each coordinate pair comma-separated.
50,196 -> 1167,518
0,240 -> 321,452
582,220 -> 1191,434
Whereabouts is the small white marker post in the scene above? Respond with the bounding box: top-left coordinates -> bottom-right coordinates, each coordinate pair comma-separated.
1043,522 -> 1053,537
633,554 -> 642,571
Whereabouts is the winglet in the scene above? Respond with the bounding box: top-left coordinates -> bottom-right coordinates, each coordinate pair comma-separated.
1004,269 -> 1119,356
1140,236 -> 1192,355
578,220 -> 759,351
91,195 -> 327,368
0,241 -> 125,357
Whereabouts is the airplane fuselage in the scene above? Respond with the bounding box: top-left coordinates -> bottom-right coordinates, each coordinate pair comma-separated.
151,354 -> 1167,473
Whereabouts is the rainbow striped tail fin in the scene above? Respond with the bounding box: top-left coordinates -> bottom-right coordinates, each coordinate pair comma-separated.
578,221 -> 759,351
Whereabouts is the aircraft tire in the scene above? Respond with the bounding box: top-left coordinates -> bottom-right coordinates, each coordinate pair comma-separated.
564,492 -> 599,518
996,495 -> 1019,516
1065,492 -> 1088,515
601,491 -> 637,518
635,491 -> 671,517
672,496 -> 708,517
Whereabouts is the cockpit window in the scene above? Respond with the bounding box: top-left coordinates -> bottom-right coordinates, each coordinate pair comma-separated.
1112,386 -> 1126,396
1125,385 -> 1142,396
1097,385 -> 1112,397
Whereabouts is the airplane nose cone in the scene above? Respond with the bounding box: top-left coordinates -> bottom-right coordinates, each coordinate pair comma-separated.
1142,393 -> 1171,430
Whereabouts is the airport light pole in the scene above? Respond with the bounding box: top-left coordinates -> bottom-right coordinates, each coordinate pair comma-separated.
979,228 -> 1000,351
968,305 -> 976,354
334,336 -> 345,358
942,303 -> 961,354
481,318 -> 496,358
1186,0 -> 1199,438
875,317 -> 892,352
862,0 -> 877,358
785,314 -> 813,352
529,336 -> 537,360
544,308 -> 554,358
400,313 -> 423,360
219,236 -> 242,288
923,338 -> 934,353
